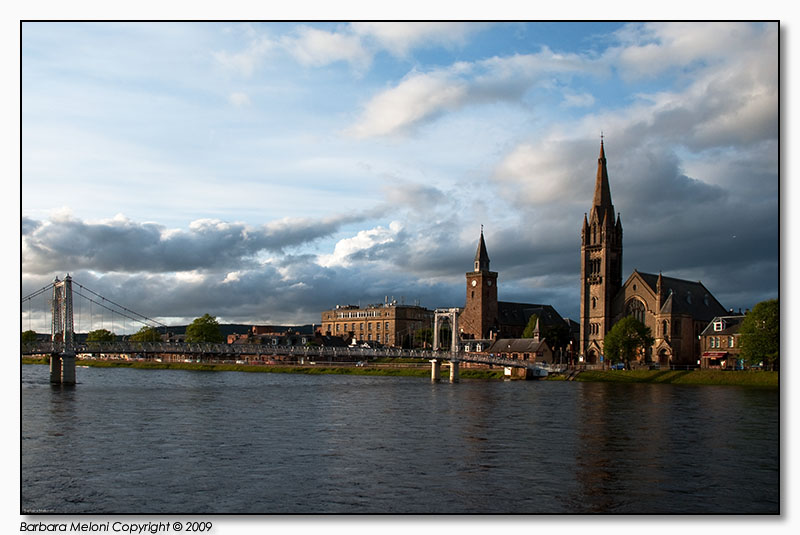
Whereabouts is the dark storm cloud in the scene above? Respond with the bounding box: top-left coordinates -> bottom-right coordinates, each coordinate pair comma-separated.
22,212 -> 371,275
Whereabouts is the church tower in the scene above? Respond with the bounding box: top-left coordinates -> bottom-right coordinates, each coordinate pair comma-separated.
460,228 -> 498,340
580,138 -> 623,362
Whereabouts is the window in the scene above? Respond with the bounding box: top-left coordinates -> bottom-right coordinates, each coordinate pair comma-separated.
729,336 -> 735,348
376,322 -> 380,331
714,321 -> 724,332
385,322 -> 390,330
626,299 -> 645,323
592,297 -> 597,309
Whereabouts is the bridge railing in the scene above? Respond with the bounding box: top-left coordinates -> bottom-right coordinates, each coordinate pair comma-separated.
21,341 -> 549,370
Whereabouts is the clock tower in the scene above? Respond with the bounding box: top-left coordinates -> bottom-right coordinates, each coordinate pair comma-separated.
460,228 -> 498,340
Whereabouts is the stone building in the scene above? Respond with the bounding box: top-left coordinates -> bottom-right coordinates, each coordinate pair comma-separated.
320,301 -> 433,348
458,229 -> 570,344
699,314 -> 746,369
579,140 -> 727,366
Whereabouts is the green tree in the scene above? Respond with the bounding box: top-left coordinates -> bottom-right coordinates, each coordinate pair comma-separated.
414,328 -> 433,348
739,299 -> 779,370
521,314 -> 539,338
129,326 -> 162,343
603,316 -> 654,368
185,314 -> 224,343
22,330 -> 38,344
87,329 -> 116,342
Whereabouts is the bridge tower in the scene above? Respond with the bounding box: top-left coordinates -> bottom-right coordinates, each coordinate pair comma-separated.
431,308 -> 461,383
50,274 -> 76,385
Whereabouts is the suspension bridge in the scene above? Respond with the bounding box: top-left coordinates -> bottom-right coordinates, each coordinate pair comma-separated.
22,274 -> 550,385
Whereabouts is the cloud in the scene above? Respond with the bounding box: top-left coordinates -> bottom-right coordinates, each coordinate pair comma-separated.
22,212 -> 374,275
348,47 -> 599,138
318,222 -> 404,268
282,25 -> 371,70
347,70 -> 470,138
228,92 -> 251,107
350,22 -> 483,57
213,32 -> 274,77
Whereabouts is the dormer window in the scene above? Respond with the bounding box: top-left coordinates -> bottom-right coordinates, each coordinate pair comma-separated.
713,320 -> 724,332
475,261 -> 480,271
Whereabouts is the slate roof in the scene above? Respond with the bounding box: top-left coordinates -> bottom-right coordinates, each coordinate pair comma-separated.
497,302 -> 565,328
486,338 -> 549,354
634,271 -> 727,322
699,315 -> 746,337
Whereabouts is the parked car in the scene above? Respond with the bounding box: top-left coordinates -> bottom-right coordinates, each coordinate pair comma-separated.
611,362 -> 625,370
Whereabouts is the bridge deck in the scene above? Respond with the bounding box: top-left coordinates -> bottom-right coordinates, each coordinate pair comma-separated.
22,341 -> 551,370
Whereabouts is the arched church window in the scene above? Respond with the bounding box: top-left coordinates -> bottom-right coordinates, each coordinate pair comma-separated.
592,297 -> 597,309
626,299 -> 646,323
662,320 -> 669,338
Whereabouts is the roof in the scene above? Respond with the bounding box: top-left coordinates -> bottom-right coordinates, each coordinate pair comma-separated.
590,139 -> 615,225
486,338 -> 549,354
474,230 -> 490,271
497,302 -> 565,327
632,271 -> 727,322
700,315 -> 746,336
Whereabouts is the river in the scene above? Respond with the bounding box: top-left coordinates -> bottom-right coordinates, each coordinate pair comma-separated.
21,364 -> 779,514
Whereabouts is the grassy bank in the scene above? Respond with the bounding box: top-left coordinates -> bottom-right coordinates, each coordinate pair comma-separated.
22,357 -> 506,380
554,369 -> 778,387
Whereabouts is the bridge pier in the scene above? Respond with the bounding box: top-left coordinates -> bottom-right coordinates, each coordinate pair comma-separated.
430,359 -> 441,382
449,360 -> 459,383
50,353 -> 76,386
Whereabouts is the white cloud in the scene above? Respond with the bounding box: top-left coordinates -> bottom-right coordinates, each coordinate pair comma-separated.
350,22 -> 482,57
228,92 -> 251,107
318,222 -> 403,268
562,92 -> 595,108
213,34 -> 274,77
347,71 -> 469,138
282,25 -> 371,69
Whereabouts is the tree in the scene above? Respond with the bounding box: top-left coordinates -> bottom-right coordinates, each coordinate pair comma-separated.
521,314 -> 539,338
739,299 -> 779,370
603,316 -> 654,368
22,330 -> 38,344
414,328 -> 433,348
129,326 -> 162,343
87,329 -> 116,342
185,314 -> 224,343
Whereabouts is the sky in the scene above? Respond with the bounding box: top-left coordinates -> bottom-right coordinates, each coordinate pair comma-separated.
20,21 -> 780,332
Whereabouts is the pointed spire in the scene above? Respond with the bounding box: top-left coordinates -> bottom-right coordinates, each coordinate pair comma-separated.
474,227 -> 490,272
591,136 -> 615,225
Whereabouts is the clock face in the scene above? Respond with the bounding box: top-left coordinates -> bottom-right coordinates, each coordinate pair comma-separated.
487,280 -> 492,286
471,280 -> 477,287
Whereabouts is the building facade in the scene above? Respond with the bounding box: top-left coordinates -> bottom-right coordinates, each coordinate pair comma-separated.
320,302 -> 433,348
458,229 -> 571,345
579,140 -> 727,366
699,315 -> 746,369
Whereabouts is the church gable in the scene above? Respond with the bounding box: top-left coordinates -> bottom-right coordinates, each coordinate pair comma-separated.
613,270 -> 659,322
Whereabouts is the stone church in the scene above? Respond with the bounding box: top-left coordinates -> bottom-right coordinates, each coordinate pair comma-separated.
580,140 -> 727,366
458,229 -> 568,343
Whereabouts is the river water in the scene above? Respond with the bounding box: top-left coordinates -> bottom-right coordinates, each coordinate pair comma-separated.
21,365 -> 779,514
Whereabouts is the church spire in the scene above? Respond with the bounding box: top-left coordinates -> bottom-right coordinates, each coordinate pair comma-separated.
591,136 -> 615,225
474,226 -> 490,272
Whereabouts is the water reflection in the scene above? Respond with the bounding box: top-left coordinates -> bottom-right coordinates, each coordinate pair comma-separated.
22,366 -> 778,514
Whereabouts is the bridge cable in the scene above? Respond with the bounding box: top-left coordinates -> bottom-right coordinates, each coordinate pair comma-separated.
72,281 -> 168,330
21,282 -> 55,303
73,289 -> 161,331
